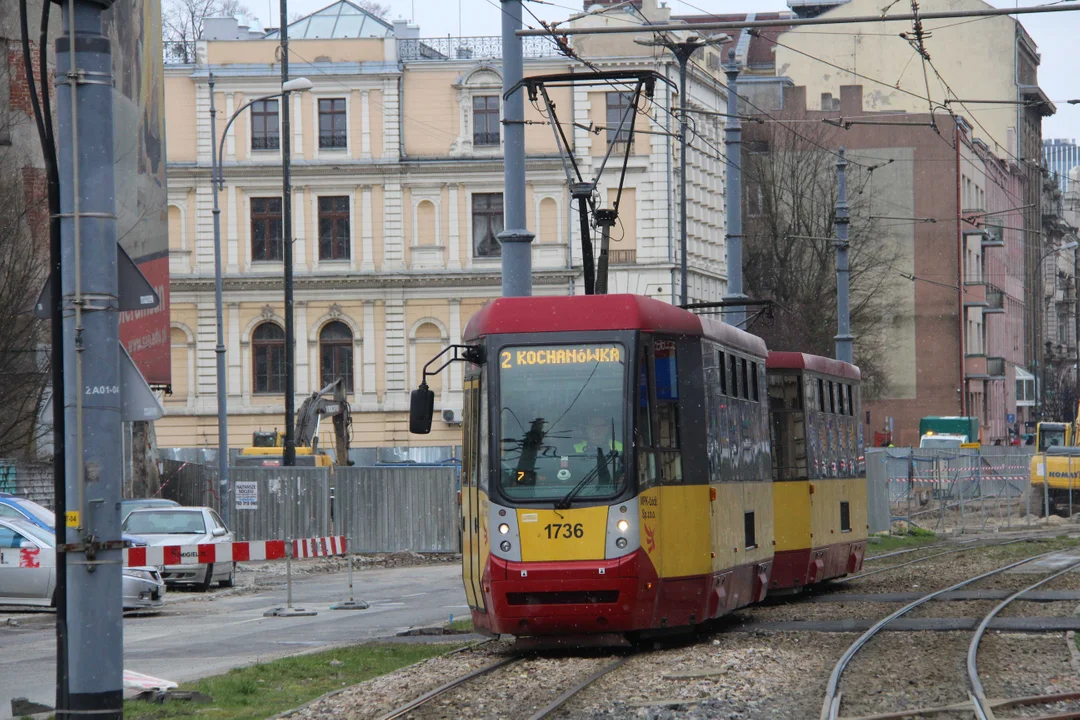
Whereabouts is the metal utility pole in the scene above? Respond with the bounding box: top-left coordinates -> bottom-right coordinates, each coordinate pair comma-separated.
280,0 -> 297,466
208,73 -> 231,524
835,147 -> 854,364
57,0 -> 123,714
498,0 -> 535,297
723,50 -> 747,326
595,209 -> 617,294
635,36 -> 726,307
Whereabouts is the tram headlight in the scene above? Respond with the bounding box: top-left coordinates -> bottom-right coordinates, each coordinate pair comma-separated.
498,523 -> 510,535
617,519 -> 629,533
616,537 -> 628,549
500,541 -> 512,552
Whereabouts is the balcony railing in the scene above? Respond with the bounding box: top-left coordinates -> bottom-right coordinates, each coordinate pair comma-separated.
164,40 -> 197,65
608,249 -> 637,265
398,36 -> 562,62
985,286 -> 1006,314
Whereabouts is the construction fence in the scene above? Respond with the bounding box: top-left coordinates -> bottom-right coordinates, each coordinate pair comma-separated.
866,447 -> 1036,534
155,464 -> 462,553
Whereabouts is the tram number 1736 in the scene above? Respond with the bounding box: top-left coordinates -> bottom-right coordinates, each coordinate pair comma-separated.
545,523 -> 585,539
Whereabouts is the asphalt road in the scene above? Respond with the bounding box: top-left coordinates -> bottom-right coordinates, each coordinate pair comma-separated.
0,563 -> 466,719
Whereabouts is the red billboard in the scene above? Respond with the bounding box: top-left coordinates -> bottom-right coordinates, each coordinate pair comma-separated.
106,0 -> 171,387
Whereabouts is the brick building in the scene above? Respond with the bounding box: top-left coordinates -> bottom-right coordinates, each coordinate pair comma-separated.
743,85 -> 1030,446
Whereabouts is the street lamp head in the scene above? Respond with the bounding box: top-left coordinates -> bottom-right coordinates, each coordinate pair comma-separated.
281,77 -> 313,93
1061,240 -> 1079,251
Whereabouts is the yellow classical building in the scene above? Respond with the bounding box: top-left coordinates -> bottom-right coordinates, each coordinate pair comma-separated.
160,0 -> 732,453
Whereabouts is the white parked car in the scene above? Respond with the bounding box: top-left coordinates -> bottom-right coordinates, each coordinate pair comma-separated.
0,517 -> 165,610
122,506 -> 235,591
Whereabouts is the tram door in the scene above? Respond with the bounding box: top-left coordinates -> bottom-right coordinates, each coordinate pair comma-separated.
462,376 -> 486,611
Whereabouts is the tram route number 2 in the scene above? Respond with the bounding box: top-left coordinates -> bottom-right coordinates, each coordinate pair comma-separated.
544,523 -> 584,539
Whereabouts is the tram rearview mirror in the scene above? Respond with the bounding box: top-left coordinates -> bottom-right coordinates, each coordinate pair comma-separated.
410,385 -> 435,434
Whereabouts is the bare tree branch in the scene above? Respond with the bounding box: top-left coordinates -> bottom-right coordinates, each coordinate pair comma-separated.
742,120 -> 903,400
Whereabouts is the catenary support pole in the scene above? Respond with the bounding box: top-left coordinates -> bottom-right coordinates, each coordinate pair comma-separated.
280,0 -> 297,466
835,147 -> 854,364
499,0 -> 535,297
56,0 -> 123,715
595,209 -> 616,295
723,51 -> 746,326
208,73 -> 231,526
678,49 -> 689,306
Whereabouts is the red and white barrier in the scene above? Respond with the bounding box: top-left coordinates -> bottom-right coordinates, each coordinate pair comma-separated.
123,536 -> 347,567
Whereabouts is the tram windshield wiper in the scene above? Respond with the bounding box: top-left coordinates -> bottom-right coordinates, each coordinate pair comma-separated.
555,448 -> 618,510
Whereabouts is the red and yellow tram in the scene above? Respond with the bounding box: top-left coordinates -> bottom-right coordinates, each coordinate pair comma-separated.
411,294 -> 867,639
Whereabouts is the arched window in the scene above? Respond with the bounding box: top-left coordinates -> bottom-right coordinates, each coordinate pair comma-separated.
253,322 -> 285,394
320,321 -> 353,391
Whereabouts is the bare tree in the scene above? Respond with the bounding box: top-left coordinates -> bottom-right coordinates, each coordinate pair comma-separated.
742,122 -> 902,400
162,0 -> 254,61
355,1 -> 391,18
0,94 -> 50,460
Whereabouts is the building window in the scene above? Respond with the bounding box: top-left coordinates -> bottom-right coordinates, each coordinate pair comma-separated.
251,99 -> 279,150
252,322 -> 285,394
472,95 -> 500,146
606,92 -> 634,146
744,511 -> 756,549
318,98 -> 347,149
319,321 -> 353,392
472,193 -> 504,257
250,197 -> 283,262
840,501 -> 851,532
318,196 -> 350,261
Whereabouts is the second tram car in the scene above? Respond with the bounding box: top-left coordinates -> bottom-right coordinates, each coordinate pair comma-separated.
412,294 -> 867,639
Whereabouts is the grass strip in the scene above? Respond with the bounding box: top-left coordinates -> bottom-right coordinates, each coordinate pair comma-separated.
122,642 -> 461,720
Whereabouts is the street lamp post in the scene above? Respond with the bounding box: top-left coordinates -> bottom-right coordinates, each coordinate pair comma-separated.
210,76 -> 313,519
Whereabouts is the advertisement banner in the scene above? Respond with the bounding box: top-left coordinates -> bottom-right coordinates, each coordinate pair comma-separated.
105,0 -> 171,387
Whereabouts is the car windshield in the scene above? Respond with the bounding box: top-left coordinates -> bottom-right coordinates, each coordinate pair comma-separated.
123,510 -> 206,535
17,500 -> 55,528
497,343 -> 627,502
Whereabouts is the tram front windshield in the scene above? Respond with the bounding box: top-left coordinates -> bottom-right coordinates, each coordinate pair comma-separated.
498,343 -> 627,502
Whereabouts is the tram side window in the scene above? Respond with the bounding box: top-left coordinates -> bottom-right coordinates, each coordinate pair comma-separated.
637,343 -> 657,490
729,354 -> 738,400
817,378 -> 826,412
478,373 -> 490,492
655,339 -> 682,484
718,351 -> 728,395
840,501 -> 851,533
846,384 -> 854,416
740,358 -> 749,399
744,511 -> 756,550
768,374 -> 807,481
751,362 -> 759,402
828,381 -> 836,414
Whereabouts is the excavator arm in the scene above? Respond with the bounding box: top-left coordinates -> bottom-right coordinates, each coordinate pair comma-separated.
295,379 -> 352,465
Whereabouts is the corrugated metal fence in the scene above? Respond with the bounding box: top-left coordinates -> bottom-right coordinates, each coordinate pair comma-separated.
866,447 -> 1034,534
335,467 -> 459,553
227,467 -> 333,543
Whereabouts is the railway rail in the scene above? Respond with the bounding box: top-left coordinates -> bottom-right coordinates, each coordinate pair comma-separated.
377,652 -> 631,720
820,547 -> 1080,720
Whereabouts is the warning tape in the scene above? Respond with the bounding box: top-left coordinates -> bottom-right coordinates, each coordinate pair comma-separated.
123,536 -> 347,567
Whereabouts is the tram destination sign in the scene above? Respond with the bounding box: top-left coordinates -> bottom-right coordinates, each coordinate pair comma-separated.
500,345 -> 623,369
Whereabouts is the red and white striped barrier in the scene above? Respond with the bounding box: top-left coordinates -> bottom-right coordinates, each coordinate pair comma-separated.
123,536 -> 347,567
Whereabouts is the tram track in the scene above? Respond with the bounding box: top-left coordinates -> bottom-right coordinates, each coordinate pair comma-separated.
376,652 -> 633,720
820,547 -> 1080,720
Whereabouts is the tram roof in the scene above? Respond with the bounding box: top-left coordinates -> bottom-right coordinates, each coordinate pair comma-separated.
766,351 -> 861,381
463,294 -> 767,357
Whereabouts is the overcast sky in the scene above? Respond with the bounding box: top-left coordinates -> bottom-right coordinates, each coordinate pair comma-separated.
248,0 -> 1079,142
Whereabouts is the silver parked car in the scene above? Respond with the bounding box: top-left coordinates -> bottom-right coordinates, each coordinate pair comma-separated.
122,507 -> 235,591
0,518 -> 165,610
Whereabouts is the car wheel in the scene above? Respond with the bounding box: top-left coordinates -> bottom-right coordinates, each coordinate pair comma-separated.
219,562 -> 235,588
196,562 -> 214,592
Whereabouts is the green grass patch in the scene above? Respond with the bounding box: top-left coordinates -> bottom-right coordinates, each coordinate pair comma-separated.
866,529 -> 938,556
122,642 -> 459,720
981,536 -> 1080,563
447,617 -> 474,633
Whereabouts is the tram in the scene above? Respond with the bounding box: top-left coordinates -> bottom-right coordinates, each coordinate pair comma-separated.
409,294 -> 867,639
